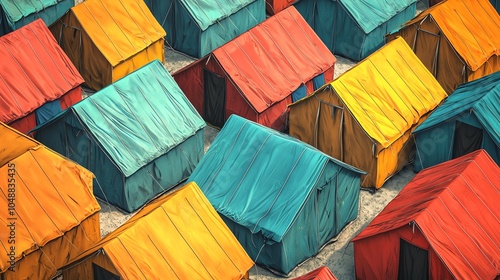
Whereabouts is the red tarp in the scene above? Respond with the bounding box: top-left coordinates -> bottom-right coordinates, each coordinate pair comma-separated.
292,266 -> 338,280
0,19 -> 83,134
352,149 -> 500,279
266,0 -> 295,15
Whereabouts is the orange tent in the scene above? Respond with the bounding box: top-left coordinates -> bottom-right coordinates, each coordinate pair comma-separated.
0,19 -> 83,134
389,0 -> 500,94
352,150 -> 500,279
292,266 -> 338,280
0,123 -> 100,280
61,182 -> 254,279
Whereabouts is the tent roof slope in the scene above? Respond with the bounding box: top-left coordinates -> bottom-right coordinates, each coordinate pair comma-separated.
402,0 -> 500,71
339,0 -> 417,33
71,0 -> 165,66
327,37 -> 446,147
0,123 -> 100,273
213,6 -> 336,113
189,115 -> 364,243
70,60 -> 205,177
0,19 -> 83,124
0,0 -> 66,24
414,71 -> 500,146
353,149 -> 500,280
66,182 -> 254,279
292,266 -> 338,280
179,0 -> 258,31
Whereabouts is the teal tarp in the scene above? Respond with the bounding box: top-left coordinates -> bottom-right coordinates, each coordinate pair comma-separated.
413,71 -> 500,171
144,0 -> 265,58
32,60 -> 206,212
294,0 -> 416,61
0,0 -> 73,36
189,115 -> 364,275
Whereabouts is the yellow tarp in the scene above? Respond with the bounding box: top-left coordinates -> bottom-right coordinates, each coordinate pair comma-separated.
72,0 -> 166,67
404,0 -> 500,71
0,123 -> 100,274
331,37 -> 448,148
64,182 -> 254,279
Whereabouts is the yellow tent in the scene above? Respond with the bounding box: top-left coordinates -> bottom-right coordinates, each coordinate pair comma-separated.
51,0 -> 166,90
0,123 -> 101,280
389,0 -> 500,94
289,37 -> 448,189
61,182 -> 254,280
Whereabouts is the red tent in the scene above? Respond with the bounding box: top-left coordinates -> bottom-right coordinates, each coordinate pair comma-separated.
352,149 -> 500,279
266,0 -> 295,15
292,266 -> 338,280
173,6 -> 336,131
0,19 -> 83,134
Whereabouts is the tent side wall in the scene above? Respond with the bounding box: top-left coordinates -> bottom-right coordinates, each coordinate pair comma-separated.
62,248 -> 121,280
266,0 -> 294,15
51,13 -> 113,91
143,0 -> 173,43
353,225 -> 453,279
199,0 -> 266,58
171,1 -> 201,58
2,213 -> 100,280
467,55 -> 500,83
122,129 -> 204,212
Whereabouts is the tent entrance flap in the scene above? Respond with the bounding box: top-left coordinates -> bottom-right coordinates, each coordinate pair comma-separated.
398,239 -> 429,280
452,121 -> 483,159
203,68 -> 226,128
93,263 -> 120,280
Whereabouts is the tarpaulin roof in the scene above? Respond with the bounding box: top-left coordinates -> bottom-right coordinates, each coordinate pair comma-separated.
353,149 -> 500,279
329,37 -> 446,147
56,60 -> 205,177
0,19 -> 83,124
65,182 -> 253,279
213,6 -> 336,113
179,0 -> 257,31
70,0 -> 165,66
0,0 -> 71,27
414,70 -> 500,147
292,266 -> 338,280
189,115 -> 364,243
402,0 -> 500,71
339,0 -> 417,33
0,123 -> 100,273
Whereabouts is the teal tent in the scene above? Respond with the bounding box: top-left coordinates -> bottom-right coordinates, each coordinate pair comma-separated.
32,60 -> 206,213
188,115 -> 365,275
413,71 -> 500,172
0,0 -> 73,36
144,0 -> 265,58
293,0 -> 416,61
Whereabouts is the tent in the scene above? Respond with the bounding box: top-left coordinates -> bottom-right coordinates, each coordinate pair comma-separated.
32,60 -> 206,213
429,0 -> 499,12
173,6 -> 336,131
0,122 -> 100,280
0,19 -> 83,135
0,0 -> 73,36
292,266 -> 338,280
61,182 -> 254,280
266,0 -> 295,15
352,149 -> 500,279
189,115 -> 365,275
143,0 -> 265,58
413,71 -> 500,172
289,37 -> 447,189
293,0 -> 417,61
51,0 -> 166,91
389,0 -> 500,94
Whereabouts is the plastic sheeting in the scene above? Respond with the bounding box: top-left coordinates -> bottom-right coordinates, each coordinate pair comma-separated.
413,71 -> 500,171
352,150 -> 500,280
0,19 -> 83,134
189,115 -> 364,274
0,0 -> 73,35
0,123 -> 100,279
62,182 -> 254,280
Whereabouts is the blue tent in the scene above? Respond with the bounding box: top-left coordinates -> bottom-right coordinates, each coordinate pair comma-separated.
144,0 -> 265,58
294,0 -> 416,61
32,60 -> 206,213
0,0 -> 73,36
189,115 -> 365,275
413,71 -> 500,172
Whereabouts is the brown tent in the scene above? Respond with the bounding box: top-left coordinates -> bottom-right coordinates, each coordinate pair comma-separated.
288,38 -> 447,189
389,0 -> 500,94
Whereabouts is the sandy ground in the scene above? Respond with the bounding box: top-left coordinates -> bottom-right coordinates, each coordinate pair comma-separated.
87,1 -> 428,279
